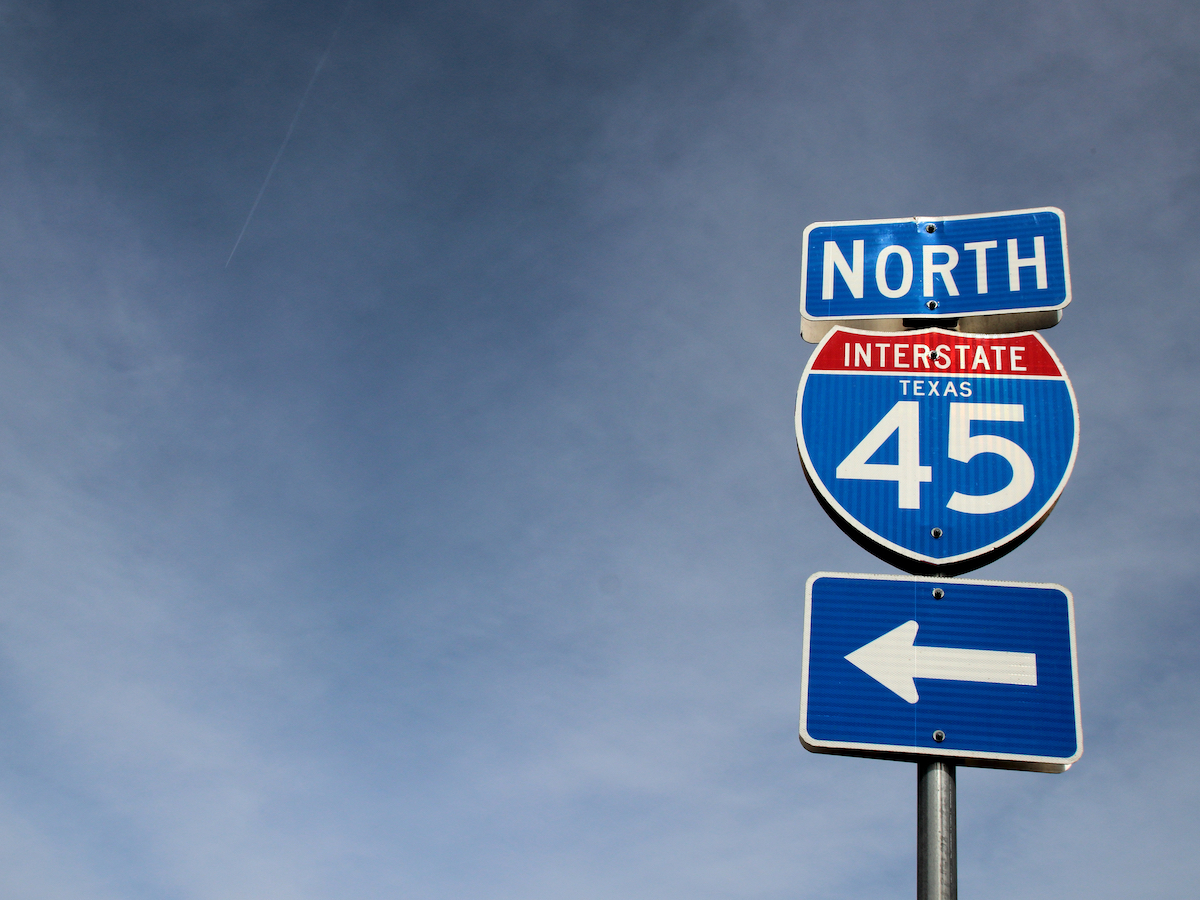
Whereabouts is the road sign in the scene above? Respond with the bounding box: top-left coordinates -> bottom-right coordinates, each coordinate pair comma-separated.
801,572 -> 1081,773
795,326 -> 1078,575
800,208 -> 1070,341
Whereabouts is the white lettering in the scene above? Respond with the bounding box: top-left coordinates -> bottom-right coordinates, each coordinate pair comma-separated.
992,346 -> 1007,370
823,240 -> 864,299
899,379 -> 910,395
963,240 -> 997,294
854,343 -> 871,367
876,246 -> 914,298
875,343 -> 889,368
946,403 -> 1035,514
913,380 -> 925,396
956,346 -> 969,368
894,344 -> 910,368
913,345 -> 931,369
1007,236 -> 1048,291
959,381 -> 973,397
1010,346 -> 1026,372
972,346 -> 990,370
836,401 -> 931,509
923,245 -> 960,297
934,344 -> 952,370
927,381 -> 940,396
943,381 -> 958,397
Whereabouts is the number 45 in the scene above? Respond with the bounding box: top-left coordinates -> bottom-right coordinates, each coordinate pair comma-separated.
835,401 -> 1035,514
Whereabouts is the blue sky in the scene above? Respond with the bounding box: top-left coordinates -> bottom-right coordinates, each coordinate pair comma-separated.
0,2 -> 1197,897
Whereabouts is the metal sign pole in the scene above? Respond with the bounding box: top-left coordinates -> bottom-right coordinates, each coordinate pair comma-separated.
917,761 -> 956,900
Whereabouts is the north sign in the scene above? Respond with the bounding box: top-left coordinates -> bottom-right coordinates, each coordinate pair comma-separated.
800,207 -> 1070,341
801,572 -> 1082,773
795,326 -> 1078,575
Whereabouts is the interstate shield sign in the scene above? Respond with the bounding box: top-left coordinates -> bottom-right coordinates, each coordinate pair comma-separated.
795,327 -> 1079,575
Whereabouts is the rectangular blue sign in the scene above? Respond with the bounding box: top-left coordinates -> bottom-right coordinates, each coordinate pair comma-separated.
800,208 -> 1070,324
801,572 -> 1081,772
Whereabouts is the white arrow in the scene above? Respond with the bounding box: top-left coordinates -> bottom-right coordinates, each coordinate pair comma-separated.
845,620 -> 1037,704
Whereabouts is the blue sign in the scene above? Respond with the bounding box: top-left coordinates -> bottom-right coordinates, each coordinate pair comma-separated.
801,573 -> 1082,772
795,326 -> 1078,574
800,207 -> 1070,325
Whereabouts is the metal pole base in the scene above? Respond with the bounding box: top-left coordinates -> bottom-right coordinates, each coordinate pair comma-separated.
917,761 -> 957,900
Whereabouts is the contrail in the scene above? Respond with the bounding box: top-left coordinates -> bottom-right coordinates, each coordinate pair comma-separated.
226,0 -> 354,268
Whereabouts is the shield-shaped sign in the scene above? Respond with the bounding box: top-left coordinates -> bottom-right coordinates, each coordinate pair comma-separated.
795,326 -> 1078,574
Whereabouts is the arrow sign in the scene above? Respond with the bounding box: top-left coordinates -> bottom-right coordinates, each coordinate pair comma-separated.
844,620 -> 1037,704
801,572 -> 1081,772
